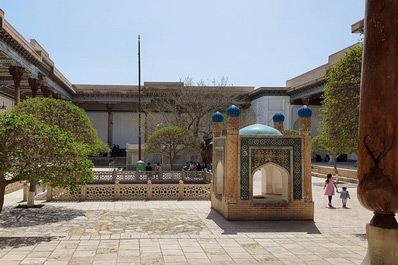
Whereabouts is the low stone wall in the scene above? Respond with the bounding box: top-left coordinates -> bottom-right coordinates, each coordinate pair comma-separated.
311,165 -> 358,183
92,170 -> 212,184
47,180 -> 212,201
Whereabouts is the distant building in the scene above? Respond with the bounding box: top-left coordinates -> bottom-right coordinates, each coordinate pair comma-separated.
0,9 -> 362,158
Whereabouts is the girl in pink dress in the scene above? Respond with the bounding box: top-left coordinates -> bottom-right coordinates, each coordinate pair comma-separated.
323,174 -> 338,207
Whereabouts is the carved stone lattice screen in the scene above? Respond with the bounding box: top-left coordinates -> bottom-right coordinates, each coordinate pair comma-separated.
48,183 -> 211,201
162,172 -> 183,181
117,172 -> 137,182
51,187 -> 81,201
183,185 -> 211,200
86,186 -> 115,200
120,185 -> 147,200
92,171 -> 114,182
152,185 -> 179,199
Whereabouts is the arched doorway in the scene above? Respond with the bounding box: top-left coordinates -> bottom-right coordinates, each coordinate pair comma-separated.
252,163 -> 289,205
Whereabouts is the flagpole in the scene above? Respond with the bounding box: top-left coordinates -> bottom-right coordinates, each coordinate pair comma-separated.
138,35 -> 142,161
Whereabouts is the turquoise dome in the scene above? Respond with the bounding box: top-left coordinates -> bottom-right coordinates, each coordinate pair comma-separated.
212,112 -> 224,122
239,124 -> 282,136
226,105 -> 241,117
272,112 -> 285,123
298,105 -> 312,118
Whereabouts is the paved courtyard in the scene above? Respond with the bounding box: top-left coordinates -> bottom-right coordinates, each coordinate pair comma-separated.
0,177 -> 389,265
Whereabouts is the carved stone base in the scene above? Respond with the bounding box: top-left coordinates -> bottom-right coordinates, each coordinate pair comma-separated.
361,224 -> 398,265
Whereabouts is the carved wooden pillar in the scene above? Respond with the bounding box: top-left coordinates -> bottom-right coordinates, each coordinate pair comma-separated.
358,0 -> 398,263
106,105 -> 113,146
301,98 -> 310,106
358,0 -> 398,228
28,78 -> 41,98
9,66 -> 24,104
40,86 -> 52,98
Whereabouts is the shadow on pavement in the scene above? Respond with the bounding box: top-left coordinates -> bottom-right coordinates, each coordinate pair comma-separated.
0,205 -> 85,228
0,236 -> 62,249
206,209 -> 321,235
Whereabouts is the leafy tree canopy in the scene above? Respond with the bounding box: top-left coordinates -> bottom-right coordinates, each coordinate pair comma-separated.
319,45 -> 362,155
12,98 -> 109,155
144,77 -> 254,139
0,112 -> 93,212
311,134 -> 328,153
282,130 -> 299,136
144,126 -> 201,169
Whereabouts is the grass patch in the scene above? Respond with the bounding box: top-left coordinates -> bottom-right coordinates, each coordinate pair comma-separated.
15,204 -> 45,209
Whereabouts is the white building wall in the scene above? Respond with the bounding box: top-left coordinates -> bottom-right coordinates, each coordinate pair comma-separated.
113,112 -> 138,148
291,105 -> 322,137
87,111 -> 141,148
86,111 -> 108,145
251,96 -> 292,129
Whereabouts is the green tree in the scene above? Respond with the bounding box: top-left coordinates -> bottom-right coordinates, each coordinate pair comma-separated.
11,98 -> 107,205
144,126 -> 201,170
318,45 -> 362,176
311,134 -> 328,154
282,130 -> 299,136
143,77 -> 254,163
0,113 -> 93,211
13,98 -> 109,155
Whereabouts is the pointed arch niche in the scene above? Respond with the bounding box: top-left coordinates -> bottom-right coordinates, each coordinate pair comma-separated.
252,163 -> 289,205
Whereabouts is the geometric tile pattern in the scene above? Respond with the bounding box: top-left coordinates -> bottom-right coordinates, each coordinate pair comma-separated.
240,137 -> 302,200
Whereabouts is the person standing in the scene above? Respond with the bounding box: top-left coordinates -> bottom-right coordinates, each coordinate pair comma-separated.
154,163 -> 162,171
145,162 -> 152,171
196,162 -> 202,171
323,174 -> 338,207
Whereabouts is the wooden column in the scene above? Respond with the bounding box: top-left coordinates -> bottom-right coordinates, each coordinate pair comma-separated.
40,86 -> 52,98
28,78 -> 41,98
106,105 -> 113,146
357,0 -> 398,228
358,1 -> 398,263
9,66 -> 24,104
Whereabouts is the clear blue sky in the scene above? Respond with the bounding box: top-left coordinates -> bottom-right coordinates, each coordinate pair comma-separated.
1,1 -> 365,88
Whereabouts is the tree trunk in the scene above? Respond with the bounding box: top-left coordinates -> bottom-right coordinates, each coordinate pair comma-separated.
27,180 -> 36,207
170,156 -> 175,171
0,181 -> 6,213
332,154 -> 339,182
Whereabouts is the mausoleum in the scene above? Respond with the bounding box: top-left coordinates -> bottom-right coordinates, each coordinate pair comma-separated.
211,105 -> 314,220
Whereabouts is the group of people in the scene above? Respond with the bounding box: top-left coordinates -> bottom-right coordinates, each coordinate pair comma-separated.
314,154 -> 330,162
144,161 -> 212,171
110,144 -> 121,157
145,162 -> 162,171
323,174 -> 351,208
182,161 -> 212,171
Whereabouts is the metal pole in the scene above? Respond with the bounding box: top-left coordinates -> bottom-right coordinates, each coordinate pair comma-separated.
138,35 -> 142,161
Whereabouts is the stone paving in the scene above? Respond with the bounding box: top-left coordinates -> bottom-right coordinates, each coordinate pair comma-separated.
0,177 -> 393,265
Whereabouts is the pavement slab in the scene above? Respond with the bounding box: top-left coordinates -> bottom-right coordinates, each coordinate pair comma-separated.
1,177 -> 395,264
